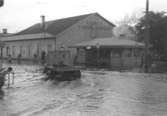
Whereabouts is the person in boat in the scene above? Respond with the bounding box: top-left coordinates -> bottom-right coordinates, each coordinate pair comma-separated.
0,67 -> 13,89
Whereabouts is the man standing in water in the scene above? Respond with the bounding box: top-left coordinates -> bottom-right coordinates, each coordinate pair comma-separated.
0,67 -> 13,89
0,67 -> 13,99
41,51 -> 46,65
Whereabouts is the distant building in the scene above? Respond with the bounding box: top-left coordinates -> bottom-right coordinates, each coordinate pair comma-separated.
72,37 -> 144,69
0,13 -> 114,63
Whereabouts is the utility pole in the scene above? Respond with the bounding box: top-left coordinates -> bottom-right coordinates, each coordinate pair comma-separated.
144,0 -> 150,73
41,15 -> 46,64
0,0 -> 4,66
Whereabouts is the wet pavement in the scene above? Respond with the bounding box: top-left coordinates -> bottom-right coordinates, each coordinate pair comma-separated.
0,64 -> 167,116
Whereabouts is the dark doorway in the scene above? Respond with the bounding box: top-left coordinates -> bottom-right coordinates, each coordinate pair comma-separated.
85,48 -> 110,68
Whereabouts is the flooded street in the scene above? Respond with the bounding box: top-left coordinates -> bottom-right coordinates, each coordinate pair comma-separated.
0,64 -> 167,116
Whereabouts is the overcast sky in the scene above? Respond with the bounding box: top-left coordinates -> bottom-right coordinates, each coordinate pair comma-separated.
0,0 -> 167,33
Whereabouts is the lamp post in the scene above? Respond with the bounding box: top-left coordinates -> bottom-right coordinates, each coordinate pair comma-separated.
0,0 -> 4,66
144,0 -> 150,73
96,43 -> 100,68
86,46 -> 91,50
85,46 -> 91,67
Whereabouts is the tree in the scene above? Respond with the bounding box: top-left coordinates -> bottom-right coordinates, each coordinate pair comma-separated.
113,24 -> 137,40
116,9 -> 143,26
135,11 -> 167,60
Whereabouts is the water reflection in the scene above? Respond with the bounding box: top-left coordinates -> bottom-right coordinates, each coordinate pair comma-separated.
1,64 -> 167,116
0,89 -> 4,99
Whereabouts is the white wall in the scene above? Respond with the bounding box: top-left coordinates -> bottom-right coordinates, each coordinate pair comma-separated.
2,38 -> 56,59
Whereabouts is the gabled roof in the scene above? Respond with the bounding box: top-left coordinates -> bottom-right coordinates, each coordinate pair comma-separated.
1,33 -> 55,42
16,13 -> 115,36
72,37 -> 144,48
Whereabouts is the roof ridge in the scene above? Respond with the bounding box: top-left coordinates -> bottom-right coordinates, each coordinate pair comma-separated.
44,12 -> 97,24
16,12 -> 97,35
23,12 -> 97,27
16,12 -> 115,36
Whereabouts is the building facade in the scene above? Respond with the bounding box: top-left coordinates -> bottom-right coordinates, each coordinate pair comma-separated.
72,37 -> 145,69
0,13 -> 115,63
2,36 -> 55,59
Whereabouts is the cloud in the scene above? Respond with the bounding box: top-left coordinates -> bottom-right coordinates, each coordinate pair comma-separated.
0,0 -> 166,32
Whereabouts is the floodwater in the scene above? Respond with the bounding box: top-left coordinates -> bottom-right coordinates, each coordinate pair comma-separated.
0,64 -> 167,116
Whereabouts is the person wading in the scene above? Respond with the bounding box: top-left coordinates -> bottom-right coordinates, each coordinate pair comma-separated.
0,67 -> 13,90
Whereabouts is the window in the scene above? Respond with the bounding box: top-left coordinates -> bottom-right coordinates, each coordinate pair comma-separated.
47,44 -> 52,52
0,48 -> 3,57
123,49 -> 132,57
111,49 -> 122,57
20,46 -> 23,56
37,43 -> 40,56
22,47 -> 26,57
28,45 -> 31,57
6,46 -> 10,56
12,46 -> 15,57
134,49 -> 141,57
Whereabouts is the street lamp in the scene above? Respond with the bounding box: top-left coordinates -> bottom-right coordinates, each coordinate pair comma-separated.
86,46 -> 92,50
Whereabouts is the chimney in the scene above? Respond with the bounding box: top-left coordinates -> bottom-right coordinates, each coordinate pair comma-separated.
2,28 -> 7,34
40,15 -> 45,30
